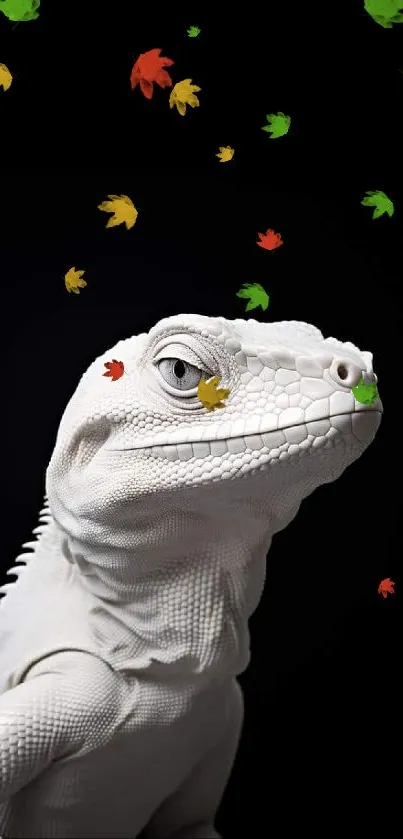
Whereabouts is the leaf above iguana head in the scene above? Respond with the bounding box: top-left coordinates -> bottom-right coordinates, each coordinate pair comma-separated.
0,63 -> 12,91
130,48 -> 174,99
98,194 -> 138,229
169,79 -> 201,116
361,190 -> 394,219
364,0 -> 403,28
236,283 -> 270,312
0,0 -> 40,21
216,145 -> 235,163
257,229 -> 283,251
377,577 -> 395,598
261,111 -> 291,138
64,267 -> 87,294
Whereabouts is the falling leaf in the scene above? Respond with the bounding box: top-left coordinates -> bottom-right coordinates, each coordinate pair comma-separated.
216,145 -> 234,163
169,79 -> 201,116
103,359 -> 125,382
351,377 -> 379,405
98,194 -> 138,230
187,25 -> 201,37
64,267 -> 87,294
261,111 -> 291,139
257,229 -> 283,251
364,0 -> 403,28
0,0 -> 40,21
361,190 -> 394,219
130,48 -> 174,99
197,376 -> 230,412
0,63 -> 12,91
378,577 -> 395,598
236,283 -> 270,312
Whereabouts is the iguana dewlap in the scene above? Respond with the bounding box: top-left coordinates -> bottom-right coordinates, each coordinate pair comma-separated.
0,313 -> 382,838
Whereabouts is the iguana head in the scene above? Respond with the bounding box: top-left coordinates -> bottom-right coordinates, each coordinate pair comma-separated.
46,314 -> 382,559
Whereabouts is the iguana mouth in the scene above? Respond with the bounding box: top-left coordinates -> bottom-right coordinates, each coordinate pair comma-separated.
107,410 -> 382,461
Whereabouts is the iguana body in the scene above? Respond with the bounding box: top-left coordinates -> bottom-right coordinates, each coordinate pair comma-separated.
0,313 -> 382,838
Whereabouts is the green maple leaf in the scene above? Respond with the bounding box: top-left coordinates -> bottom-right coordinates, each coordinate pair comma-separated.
187,25 -> 201,37
0,0 -> 40,21
236,283 -> 270,312
361,190 -> 394,219
261,111 -> 291,139
364,0 -> 403,28
351,377 -> 379,405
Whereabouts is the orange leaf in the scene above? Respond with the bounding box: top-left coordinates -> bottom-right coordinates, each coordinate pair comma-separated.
257,229 -> 283,251
130,48 -> 174,98
103,359 -> 125,382
377,578 -> 395,599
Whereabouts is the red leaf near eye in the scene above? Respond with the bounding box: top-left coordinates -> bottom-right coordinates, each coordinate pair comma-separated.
103,359 -> 125,382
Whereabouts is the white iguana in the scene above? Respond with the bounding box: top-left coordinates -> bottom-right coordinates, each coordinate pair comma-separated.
0,313 -> 382,838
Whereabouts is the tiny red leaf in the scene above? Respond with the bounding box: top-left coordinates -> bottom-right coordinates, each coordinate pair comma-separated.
377,578 -> 395,599
103,359 -> 125,382
257,228 -> 283,251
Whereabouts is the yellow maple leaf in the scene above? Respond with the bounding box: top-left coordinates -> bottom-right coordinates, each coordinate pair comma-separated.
98,194 -> 138,230
169,78 -> 201,116
216,146 -> 234,163
197,376 -> 231,412
0,64 -> 12,91
64,267 -> 87,294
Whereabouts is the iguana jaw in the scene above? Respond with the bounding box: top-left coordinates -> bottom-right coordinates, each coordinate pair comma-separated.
105,409 -> 382,464
45,403 -> 378,616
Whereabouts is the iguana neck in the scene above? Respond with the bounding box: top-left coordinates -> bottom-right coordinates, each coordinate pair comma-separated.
52,467 -> 305,595
50,470 -> 304,682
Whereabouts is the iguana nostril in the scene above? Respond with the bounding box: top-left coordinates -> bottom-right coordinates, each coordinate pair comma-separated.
329,358 -> 362,388
337,363 -> 348,380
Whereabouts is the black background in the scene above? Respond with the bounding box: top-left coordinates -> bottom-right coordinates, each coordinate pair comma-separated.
0,2 -> 401,835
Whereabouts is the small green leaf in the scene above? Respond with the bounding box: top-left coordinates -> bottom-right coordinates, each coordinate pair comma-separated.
236,282 -> 270,312
0,0 -> 40,21
351,377 -> 379,405
187,25 -> 201,37
261,111 -> 291,139
364,0 -> 403,29
361,190 -> 394,220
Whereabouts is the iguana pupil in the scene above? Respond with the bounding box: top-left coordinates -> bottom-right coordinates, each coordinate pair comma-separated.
173,359 -> 186,378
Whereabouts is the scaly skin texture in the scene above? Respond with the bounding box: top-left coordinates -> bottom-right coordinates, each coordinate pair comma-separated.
0,313 -> 382,838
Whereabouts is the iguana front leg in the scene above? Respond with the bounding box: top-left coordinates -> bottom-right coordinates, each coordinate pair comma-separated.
142,679 -> 244,839
0,650 -> 120,801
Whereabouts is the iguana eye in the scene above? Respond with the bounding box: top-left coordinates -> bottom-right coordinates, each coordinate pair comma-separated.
157,358 -> 204,391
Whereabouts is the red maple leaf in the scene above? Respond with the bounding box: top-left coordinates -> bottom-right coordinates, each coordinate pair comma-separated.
103,359 -> 125,382
257,229 -> 283,251
130,48 -> 174,99
377,578 -> 395,599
